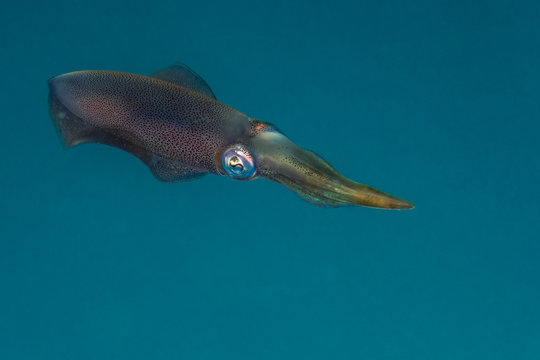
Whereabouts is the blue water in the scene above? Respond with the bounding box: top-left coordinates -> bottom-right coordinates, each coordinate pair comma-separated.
1,1 -> 539,359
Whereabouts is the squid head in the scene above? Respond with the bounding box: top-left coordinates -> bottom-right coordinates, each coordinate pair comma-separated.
218,120 -> 413,209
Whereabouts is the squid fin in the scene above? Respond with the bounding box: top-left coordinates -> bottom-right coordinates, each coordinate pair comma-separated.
151,63 -> 217,99
147,155 -> 206,182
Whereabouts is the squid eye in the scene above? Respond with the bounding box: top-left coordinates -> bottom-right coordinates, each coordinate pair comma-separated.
222,145 -> 256,179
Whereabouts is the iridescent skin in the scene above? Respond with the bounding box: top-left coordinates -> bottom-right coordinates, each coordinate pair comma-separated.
48,64 -> 413,209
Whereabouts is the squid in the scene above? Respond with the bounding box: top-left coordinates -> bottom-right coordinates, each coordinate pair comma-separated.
48,63 -> 413,209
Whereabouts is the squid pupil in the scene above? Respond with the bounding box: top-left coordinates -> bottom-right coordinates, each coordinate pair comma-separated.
229,156 -> 244,173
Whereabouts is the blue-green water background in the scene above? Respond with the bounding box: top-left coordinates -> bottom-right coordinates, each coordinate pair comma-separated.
1,1 -> 539,359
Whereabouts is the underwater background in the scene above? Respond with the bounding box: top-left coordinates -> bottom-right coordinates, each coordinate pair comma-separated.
1,0 -> 539,359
